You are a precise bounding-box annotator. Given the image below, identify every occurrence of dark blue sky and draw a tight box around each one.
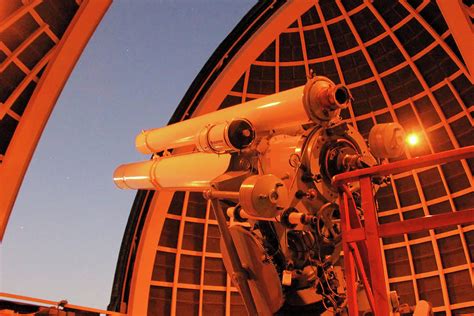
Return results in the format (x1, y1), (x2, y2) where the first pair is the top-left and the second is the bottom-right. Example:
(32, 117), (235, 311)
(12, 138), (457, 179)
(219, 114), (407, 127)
(2, 0), (255, 309)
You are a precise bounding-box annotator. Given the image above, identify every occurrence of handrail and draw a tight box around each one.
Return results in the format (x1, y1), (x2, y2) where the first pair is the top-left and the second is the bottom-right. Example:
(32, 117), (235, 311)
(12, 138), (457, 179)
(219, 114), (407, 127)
(335, 145), (474, 315)
(333, 145), (474, 185)
(0, 292), (123, 315)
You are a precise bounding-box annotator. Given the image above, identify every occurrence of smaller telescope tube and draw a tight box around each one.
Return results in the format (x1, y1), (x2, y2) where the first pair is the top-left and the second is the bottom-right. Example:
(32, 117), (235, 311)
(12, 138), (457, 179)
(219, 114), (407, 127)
(226, 206), (315, 226)
(226, 206), (278, 222)
(303, 77), (350, 122)
(113, 152), (231, 191)
(136, 76), (349, 154)
(196, 119), (255, 153)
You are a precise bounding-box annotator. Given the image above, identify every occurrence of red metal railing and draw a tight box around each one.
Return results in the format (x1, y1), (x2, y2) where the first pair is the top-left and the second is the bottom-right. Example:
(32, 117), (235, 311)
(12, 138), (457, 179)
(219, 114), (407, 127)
(332, 145), (474, 315)
(0, 292), (123, 315)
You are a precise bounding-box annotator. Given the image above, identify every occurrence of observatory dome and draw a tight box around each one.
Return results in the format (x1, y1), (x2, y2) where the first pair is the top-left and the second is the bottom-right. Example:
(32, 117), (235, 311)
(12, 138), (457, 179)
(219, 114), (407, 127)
(0, 0), (472, 315)
(108, 1), (473, 315)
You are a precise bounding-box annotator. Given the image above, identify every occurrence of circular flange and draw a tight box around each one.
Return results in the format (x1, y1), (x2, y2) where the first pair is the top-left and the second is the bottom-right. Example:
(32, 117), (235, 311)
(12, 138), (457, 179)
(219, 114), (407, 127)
(239, 174), (289, 218)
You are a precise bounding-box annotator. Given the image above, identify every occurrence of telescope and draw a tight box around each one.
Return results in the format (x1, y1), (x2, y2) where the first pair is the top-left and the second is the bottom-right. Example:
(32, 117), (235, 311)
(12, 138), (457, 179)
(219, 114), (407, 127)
(134, 76), (351, 155)
(113, 76), (406, 315)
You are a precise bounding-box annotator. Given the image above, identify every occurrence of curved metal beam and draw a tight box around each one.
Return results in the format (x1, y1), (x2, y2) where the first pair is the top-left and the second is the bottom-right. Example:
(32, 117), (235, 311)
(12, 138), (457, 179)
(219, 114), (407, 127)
(0, 0), (112, 241)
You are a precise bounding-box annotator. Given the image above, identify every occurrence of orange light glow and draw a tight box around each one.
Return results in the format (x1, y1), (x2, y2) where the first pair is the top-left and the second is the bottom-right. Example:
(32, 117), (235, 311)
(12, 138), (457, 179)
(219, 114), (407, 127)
(406, 133), (419, 146)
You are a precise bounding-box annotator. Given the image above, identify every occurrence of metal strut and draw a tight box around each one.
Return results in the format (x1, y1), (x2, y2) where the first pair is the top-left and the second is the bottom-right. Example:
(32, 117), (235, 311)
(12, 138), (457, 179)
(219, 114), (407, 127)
(209, 198), (258, 315)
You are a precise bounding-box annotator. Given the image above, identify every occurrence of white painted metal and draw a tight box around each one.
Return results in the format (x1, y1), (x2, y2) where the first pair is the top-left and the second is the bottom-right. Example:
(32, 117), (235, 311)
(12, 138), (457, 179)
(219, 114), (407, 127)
(113, 152), (231, 191)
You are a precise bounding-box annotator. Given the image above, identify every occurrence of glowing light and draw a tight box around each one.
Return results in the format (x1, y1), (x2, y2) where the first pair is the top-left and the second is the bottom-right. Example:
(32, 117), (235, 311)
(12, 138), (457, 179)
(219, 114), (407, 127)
(406, 133), (419, 146)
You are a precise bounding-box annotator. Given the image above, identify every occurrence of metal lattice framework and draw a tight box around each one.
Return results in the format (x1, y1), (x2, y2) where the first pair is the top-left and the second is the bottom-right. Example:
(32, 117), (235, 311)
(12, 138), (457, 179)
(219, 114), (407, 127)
(0, 0), (111, 240)
(109, 1), (473, 315)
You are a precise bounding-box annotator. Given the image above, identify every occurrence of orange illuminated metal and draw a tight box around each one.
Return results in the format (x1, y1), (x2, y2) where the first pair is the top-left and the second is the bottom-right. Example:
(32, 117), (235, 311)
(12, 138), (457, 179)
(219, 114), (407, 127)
(0, 292), (123, 315)
(333, 145), (474, 315)
(190, 1), (316, 119)
(0, 0), (112, 241)
(434, 0), (474, 81)
(136, 77), (349, 155)
(136, 87), (309, 154)
(114, 152), (231, 191)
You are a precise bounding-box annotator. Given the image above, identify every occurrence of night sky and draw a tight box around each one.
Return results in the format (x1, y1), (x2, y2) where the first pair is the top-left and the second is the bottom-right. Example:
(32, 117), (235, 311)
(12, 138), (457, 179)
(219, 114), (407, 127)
(2, 0), (255, 309)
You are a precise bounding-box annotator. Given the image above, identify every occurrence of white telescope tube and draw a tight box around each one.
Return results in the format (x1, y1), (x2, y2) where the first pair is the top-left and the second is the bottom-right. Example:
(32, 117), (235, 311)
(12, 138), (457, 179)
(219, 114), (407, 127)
(113, 152), (231, 191)
(136, 76), (350, 154)
(196, 119), (255, 153)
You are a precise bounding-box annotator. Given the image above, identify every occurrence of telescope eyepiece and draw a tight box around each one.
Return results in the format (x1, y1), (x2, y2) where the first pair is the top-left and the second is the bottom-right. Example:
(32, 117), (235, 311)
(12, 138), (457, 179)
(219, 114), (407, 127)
(227, 119), (255, 150)
(303, 76), (351, 123)
(334, 85), (350, 107)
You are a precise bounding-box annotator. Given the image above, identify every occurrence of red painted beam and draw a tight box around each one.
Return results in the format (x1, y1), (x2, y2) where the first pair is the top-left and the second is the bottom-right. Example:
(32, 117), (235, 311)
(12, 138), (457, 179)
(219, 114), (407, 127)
(378, 208), (474, 238)
(343, 209), (474, 242)
(345, 227), (366, 243)
(333, 146), (474, 185)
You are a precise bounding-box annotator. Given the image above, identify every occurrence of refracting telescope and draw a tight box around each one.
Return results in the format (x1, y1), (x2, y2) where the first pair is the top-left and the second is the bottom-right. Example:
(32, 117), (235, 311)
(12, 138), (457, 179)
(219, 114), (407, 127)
(113, 76), (406, 315)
